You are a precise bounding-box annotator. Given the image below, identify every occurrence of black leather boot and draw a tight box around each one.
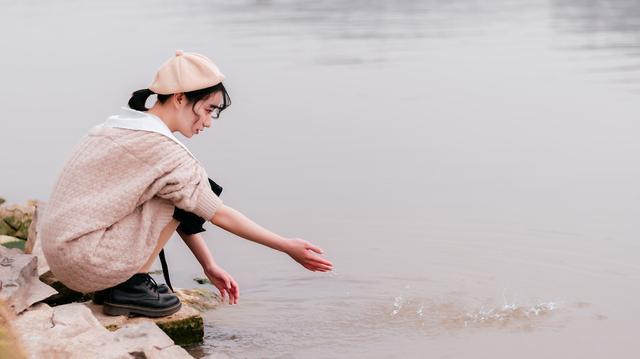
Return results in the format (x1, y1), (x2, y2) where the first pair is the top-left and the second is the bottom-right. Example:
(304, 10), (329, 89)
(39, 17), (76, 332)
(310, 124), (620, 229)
(102, 273), (181, 317)
(93, 282), (170, 305)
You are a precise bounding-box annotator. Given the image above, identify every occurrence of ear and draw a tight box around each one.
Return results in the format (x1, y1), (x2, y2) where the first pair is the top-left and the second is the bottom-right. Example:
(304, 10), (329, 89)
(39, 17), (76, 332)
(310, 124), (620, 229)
(173, 93), (185, 108)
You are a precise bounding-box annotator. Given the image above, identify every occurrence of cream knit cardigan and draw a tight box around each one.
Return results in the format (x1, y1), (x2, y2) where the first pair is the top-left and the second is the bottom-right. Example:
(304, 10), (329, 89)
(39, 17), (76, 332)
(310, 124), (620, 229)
(40, 108), (222, 293)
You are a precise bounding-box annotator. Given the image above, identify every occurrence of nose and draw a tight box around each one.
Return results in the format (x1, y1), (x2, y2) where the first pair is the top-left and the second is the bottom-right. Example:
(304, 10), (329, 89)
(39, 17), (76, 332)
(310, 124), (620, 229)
(204, 118), (211, 128)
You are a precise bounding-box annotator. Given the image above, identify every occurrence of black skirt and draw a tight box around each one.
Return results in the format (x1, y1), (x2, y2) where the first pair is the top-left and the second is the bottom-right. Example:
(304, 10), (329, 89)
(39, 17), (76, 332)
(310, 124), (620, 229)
(172, 178), (223, 235)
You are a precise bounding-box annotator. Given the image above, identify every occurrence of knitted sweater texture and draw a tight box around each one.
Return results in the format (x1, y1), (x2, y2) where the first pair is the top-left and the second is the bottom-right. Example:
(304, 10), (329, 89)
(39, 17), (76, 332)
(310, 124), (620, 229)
(40, 124), (222, 293)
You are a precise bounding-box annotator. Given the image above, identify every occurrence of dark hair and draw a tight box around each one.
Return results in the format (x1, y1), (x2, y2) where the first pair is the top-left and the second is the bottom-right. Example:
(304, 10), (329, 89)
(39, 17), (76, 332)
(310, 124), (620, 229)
(128, 83), (231, 116)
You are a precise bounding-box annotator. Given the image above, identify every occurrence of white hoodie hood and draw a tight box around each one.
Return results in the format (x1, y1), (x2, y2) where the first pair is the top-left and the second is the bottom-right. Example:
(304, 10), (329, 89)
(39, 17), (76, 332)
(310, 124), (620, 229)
(99, 107), (196, 160)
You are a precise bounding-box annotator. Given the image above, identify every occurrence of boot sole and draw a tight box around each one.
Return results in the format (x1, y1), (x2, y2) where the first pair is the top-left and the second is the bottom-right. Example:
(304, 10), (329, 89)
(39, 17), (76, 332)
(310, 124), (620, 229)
(95, 290), (170, 305)
(102, 301), (182, 318)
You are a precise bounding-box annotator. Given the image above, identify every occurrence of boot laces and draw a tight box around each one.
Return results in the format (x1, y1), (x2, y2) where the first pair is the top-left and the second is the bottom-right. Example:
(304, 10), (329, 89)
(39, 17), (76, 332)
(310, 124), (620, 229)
(143, 274), (160, 295)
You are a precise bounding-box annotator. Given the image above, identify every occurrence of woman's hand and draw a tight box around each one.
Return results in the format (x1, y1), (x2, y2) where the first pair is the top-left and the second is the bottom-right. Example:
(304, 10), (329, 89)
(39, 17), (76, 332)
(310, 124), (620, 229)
(204, 264), (239, 305)
(284, 238), (334, 272)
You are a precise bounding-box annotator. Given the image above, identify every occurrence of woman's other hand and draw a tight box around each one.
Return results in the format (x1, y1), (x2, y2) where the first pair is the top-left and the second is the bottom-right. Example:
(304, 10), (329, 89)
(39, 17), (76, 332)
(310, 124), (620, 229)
(204, 264), (239, 305)
(284, 238), (333, 272)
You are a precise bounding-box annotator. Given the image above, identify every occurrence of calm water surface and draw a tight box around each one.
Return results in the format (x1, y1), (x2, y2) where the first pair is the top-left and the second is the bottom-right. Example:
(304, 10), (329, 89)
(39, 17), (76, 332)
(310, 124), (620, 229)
(1, 1), (640, 358)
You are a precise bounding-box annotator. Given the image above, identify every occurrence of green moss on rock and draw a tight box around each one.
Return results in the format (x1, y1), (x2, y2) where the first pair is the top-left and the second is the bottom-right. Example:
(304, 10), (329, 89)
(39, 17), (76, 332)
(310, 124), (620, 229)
(13, 219), (31, 240)
(156, 315), (204, 346)
(105, 324), (119, 332)
(0, 216), (31, 240)
(193, 277), (211, 285)
(0, 202), (35, 240)
(0, 220), (15, 237)
(3, 216), (20, 231)
(1, 240), (25, 251)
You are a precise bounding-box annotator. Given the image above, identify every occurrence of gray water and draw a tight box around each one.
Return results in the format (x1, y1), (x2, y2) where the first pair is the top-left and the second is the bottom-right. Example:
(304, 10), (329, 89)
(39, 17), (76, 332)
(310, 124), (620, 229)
(2, 1), (640, 358)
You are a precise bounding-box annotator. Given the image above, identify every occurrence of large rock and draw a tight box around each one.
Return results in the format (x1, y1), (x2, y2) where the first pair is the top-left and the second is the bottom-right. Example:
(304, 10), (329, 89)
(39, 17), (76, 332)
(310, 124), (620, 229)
(0, 247), (57, 314)
(85, 288), (220, 345)
(14, 303), (192, 358)
(87, 300), (205, 346)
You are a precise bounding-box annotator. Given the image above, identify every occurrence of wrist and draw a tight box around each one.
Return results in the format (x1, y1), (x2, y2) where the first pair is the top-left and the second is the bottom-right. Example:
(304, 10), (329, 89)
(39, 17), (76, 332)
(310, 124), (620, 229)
(203, 261), (220, 273)
(276, 237), (292, 253)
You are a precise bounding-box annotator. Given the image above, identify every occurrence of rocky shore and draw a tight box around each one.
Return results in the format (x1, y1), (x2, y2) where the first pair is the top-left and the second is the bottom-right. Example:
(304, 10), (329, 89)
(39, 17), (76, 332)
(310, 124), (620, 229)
(0, 198), (220, 358)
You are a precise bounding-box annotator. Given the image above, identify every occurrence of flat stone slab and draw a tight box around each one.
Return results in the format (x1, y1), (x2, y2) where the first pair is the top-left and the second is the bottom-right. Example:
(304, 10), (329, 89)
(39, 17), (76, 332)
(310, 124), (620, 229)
(14, 303), (192, 358)
(0, 247), (58, 314)
(86, 301), (204, 346)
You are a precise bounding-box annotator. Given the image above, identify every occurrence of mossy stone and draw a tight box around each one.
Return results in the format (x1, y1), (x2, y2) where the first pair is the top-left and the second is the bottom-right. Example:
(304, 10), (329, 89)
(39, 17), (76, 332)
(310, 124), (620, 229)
(0, 221), (15, 237)
(2, 216), (21, 231)
(156, 315), (204, 346)
(105, 324), (119, 332)
(1, 240), (25, 251)
(193, 277), (211, 285)
(0, 216), (30, 240)
(13, 219), (31, 240)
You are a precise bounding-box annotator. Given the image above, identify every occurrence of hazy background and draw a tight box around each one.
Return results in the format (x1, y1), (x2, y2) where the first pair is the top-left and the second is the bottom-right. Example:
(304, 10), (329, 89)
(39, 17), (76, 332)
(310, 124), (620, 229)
(1, 1), (640, 358)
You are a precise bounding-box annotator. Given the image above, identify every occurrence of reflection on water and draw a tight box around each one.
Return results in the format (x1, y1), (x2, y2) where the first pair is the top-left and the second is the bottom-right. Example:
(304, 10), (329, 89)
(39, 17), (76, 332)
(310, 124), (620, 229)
(553, 0), (640, 42)
(208, 0), (551, 66)
(552, 0), (640, 87)
(220, 0), (508, 40)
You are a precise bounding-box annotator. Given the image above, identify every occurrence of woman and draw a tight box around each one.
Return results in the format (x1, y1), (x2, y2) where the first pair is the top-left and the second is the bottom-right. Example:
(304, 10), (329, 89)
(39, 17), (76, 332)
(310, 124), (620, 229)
(40, 50), (333, 317)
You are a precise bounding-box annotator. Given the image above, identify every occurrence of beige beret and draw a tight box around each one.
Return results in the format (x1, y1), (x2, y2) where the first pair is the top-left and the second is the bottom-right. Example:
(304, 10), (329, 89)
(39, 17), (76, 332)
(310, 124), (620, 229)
(149, 50), (225, 95)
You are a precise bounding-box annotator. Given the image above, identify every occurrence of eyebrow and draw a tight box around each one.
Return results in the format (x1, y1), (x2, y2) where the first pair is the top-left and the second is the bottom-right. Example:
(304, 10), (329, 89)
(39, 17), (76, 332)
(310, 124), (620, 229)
(208, 104), (223, 109)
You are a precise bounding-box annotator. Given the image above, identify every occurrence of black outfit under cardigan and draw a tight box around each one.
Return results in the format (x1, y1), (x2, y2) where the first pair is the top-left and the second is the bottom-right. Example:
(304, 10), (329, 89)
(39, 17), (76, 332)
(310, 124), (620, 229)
(159, 177), (223, 291)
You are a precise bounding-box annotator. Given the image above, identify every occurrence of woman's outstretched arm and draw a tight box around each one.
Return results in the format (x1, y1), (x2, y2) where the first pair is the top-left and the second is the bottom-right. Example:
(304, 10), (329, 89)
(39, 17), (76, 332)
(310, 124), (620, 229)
(210, 204), (333, 272)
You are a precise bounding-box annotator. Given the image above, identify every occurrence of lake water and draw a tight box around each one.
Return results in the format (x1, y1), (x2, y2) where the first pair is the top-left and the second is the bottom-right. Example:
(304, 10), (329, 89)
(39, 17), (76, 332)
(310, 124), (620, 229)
(2, 0), (640, 358)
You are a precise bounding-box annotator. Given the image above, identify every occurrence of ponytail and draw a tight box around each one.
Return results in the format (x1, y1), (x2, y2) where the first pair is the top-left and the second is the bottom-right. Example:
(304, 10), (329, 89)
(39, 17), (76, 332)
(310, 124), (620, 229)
(127, 83), (231, 114)
(128, 89), (155, 111)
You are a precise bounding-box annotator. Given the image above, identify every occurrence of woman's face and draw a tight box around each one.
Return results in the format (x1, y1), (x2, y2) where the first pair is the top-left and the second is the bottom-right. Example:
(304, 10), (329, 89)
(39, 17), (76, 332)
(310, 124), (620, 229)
(175, 91), (224, 138)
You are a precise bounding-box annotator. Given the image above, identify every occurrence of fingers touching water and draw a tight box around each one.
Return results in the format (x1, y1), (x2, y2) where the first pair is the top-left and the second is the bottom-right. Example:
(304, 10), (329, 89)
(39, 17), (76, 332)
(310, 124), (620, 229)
(205, 265), (240, 305)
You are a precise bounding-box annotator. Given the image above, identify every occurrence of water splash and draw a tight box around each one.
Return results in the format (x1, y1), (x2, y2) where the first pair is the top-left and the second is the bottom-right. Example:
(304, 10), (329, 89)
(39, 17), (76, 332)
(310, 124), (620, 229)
(387, 292), (562, 332)
(460, 301), (558, 328)
(391, 296), (403, 316)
